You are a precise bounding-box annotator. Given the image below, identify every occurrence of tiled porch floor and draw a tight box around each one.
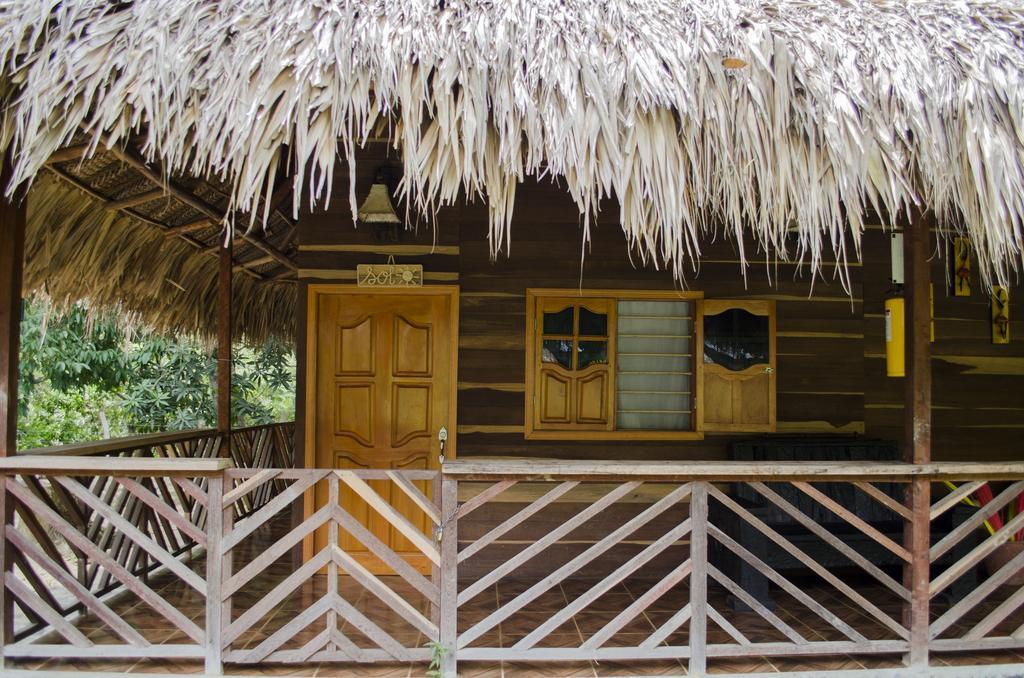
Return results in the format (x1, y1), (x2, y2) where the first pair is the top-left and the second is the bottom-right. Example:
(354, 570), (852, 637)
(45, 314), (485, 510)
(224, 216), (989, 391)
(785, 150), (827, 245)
(11, 515), (1024, 676)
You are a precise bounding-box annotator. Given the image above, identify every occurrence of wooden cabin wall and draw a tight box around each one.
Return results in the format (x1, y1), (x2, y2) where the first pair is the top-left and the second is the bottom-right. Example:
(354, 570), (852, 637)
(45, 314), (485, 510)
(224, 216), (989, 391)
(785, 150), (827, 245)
(860, 229), (1024, 462)
(296, 151), (1024, 464)
(456, 177), (866, 461)
(294, 145), (461, 285)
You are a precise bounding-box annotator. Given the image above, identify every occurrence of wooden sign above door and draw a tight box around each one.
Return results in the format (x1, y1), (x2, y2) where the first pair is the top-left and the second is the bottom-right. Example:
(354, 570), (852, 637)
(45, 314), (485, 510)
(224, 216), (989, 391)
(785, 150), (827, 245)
(356, 260), (423, 287)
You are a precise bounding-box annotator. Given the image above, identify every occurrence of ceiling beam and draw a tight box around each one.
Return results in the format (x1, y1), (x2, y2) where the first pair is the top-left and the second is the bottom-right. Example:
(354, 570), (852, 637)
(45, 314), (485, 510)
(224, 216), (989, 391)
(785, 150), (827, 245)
(198, 175), (296, 235)
(106, 146), (297, 281)
(108, 147), (224, 222)
(233, 254), (274, 272)
(242, 233), (297, 271)
(163, 217), (215, 237)
(45, 144), (90, 165)
(110, 146), (298, 274)
(107, 188), (167, 211)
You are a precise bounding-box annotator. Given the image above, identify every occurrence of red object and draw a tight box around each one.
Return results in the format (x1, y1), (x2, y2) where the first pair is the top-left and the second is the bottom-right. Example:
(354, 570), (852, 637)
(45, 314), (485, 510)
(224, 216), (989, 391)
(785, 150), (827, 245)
(974, 483), (1005, 533)
(1016, 492), (1024, 541)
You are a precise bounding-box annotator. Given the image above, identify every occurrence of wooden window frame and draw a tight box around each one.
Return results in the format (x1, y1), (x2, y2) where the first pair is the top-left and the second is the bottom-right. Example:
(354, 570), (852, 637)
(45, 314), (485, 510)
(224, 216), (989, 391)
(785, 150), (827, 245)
(525, 288), (705, 441)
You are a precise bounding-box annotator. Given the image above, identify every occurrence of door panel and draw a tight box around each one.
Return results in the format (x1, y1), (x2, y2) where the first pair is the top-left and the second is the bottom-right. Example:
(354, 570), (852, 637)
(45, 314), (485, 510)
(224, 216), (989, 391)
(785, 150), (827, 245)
(334, 383), (374, 444)
(337, 317), (374, 374)
(394, 316), (431, 375)
(312, 291), (454, 573)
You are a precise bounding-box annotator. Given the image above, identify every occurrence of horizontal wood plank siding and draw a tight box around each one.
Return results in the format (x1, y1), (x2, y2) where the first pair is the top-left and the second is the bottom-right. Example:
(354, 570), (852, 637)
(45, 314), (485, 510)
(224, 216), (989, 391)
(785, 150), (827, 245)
(860, 229), (1024, 461)
(456, 181), (869, 459)
(298, 155), (1023, 465)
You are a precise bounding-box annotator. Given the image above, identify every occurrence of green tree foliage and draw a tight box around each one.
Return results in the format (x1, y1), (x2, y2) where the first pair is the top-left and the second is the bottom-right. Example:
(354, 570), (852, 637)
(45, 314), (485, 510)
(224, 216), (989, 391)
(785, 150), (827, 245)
(17, 384), (128, 449)
(19, 302), (128, 397)
(17, 301), (295, 448)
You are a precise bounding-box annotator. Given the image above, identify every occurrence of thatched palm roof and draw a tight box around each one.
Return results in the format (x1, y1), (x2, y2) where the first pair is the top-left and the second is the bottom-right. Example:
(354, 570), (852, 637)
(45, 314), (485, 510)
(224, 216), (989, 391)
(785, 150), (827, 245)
(23, 145), (297, 343)
(2, 1), (1024, 338)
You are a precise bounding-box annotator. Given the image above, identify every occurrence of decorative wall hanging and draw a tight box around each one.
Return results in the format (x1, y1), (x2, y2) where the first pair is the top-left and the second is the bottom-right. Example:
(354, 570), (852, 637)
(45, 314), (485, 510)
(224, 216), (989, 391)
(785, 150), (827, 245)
(992, 286), (1010, 344)
(356, 256), (423, 287)
(952, 237), (971, 296)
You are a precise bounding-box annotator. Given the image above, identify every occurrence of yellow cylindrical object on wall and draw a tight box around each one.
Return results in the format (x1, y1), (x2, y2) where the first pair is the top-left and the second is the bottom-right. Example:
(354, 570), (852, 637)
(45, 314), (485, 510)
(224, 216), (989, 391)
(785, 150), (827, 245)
(885, 296), (905, 377)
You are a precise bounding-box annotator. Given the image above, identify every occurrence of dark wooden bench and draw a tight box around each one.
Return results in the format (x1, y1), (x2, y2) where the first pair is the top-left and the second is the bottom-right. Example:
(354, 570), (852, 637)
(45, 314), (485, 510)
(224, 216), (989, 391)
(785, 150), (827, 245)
(710, 436), (979, 610)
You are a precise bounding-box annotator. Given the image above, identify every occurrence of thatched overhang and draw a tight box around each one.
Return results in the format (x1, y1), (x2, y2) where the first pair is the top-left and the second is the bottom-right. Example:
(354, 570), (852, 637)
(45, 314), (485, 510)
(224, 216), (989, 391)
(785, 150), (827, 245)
(23, 143), (298, 343)
(2, 1), (1024, 340)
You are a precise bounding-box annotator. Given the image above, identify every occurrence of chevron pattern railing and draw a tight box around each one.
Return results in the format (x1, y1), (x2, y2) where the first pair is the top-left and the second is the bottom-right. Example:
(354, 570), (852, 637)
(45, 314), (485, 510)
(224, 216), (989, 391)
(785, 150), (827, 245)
(928, 478), (1024, 653)
(0, 455), (229, 662)
(1, 457), (1023, 677)
(217, 468), (440, 665)
(441, 460), (1024, 677)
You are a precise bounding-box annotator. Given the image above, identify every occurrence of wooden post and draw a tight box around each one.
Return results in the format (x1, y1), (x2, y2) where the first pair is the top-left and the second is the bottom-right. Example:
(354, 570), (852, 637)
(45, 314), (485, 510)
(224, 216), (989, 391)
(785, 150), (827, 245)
(217, 237), (232, 456)
(903, 209), (932, 669)
(439, 475), (458, 677)
(688, 482), (708, 677)
(904, 210), (932, 465)
(205, 474), (225, 675)
(0, 158), (25, 670)
(0, 159), (25, 458)
(221, 479), (234, 671)
(0, 478), (7, 673)
(211, 237), (231, 673)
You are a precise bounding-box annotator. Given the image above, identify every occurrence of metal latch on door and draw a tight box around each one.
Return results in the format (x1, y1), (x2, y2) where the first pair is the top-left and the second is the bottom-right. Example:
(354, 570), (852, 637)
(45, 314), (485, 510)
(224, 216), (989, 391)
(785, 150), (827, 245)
(438, 425), (448, 464)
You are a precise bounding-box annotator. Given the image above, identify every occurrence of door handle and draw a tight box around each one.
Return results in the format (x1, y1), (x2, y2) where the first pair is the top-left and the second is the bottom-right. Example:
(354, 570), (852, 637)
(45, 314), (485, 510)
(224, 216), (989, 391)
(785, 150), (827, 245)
(438, 425), (449, 464)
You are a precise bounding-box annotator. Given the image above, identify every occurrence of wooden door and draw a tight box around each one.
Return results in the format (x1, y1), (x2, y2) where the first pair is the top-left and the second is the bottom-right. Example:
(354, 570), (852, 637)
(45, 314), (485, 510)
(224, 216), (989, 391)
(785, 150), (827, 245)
(311, 290), (455, 573)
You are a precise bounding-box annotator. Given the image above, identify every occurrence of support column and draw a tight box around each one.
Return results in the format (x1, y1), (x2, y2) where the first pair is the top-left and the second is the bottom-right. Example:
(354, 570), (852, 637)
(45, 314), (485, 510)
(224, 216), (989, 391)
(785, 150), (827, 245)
(904, 209), (932, 463)
(217, 236), (232, 455)
(0, 159), (25, 666)
(903, 209), (932, 669)
(212, 238), (232, 670)
(688, 482), (709, 677)
(291, 281), (307, 570)
(0, 159), (25, 458)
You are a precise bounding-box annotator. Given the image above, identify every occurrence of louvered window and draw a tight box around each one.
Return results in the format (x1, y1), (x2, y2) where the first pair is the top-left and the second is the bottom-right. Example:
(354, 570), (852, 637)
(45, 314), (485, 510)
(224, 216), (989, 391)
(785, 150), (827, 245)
(525, 290), (775, 439)
(615, 300), (693, 431)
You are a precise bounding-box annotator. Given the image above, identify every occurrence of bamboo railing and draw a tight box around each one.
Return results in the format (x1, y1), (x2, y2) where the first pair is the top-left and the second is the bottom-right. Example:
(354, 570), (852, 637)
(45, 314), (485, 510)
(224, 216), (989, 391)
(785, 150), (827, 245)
(0, 455), (1021, 677)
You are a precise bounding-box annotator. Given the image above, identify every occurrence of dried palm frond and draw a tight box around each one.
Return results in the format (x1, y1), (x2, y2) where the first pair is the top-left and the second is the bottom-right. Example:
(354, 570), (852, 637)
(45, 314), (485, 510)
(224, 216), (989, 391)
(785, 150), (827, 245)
(0, 0), (1022, 293)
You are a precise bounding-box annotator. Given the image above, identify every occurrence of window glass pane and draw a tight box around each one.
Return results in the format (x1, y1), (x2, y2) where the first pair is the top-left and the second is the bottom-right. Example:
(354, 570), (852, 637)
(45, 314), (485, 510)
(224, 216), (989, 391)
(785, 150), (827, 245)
(703, 309), (769, 371)
(542, 339), (572, 369)
(577, 341), (608, 369)
(543, 307), (574, 335)
(578, 307), (608, 336)
(618, 316), (691, 336)
(617, 392), (691, 412)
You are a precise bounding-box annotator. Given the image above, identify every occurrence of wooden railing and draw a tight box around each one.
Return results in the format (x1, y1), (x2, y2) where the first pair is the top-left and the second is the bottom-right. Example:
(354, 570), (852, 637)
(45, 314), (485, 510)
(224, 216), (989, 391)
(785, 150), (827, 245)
(0, 423), (294, 648)
(227, 423), (296, 517)
(216, 468), (440, 667)
(442, 460), (1024, 675)
(0, 457), (1021, 676)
